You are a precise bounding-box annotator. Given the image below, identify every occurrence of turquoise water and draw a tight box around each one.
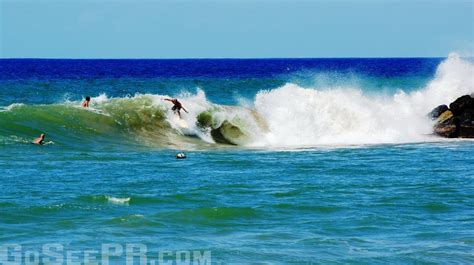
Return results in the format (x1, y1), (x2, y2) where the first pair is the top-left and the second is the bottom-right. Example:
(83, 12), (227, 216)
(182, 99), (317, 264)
(2, 143), (473, 263)
(1, 57), (473, 263)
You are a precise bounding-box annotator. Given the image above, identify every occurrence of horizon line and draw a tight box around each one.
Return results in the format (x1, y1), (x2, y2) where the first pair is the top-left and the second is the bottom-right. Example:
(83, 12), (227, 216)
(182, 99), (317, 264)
(0, 56), (449, 60)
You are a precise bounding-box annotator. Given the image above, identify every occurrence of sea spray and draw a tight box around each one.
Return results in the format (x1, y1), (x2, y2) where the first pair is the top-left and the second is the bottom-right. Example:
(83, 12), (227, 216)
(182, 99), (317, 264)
(253, 54), (474, 146)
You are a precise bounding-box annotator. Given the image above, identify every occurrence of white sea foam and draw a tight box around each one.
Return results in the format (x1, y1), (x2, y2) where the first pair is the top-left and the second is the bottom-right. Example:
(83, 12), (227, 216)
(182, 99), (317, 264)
(251, 53), (473, 146)
(106, 196), (131, 205)
(91, 93), (110, 104)
(0, 103), (24, 112)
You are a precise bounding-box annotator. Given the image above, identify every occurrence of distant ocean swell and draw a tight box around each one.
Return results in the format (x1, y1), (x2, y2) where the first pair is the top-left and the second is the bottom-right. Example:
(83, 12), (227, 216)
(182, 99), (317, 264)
(1, 54), (472, 149)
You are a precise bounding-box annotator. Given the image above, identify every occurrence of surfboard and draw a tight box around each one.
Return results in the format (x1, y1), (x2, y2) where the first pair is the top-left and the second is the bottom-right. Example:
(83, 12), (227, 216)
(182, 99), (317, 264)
(174, 117), (189, 128)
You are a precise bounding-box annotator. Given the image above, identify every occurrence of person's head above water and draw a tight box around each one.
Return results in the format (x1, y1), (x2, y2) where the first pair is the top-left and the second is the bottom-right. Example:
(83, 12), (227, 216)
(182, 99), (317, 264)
(82, 96), (91, 107)
(40, 133), (45, 139)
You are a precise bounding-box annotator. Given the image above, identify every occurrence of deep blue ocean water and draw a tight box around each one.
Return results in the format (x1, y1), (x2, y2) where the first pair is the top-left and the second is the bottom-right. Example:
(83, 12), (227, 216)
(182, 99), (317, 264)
(0, 58), (473, 264)
(0, 58), (441, 106)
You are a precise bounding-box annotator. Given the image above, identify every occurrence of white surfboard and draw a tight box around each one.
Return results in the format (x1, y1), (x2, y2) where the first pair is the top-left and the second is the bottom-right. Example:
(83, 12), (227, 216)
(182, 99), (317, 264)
(174, 117), (189, 128)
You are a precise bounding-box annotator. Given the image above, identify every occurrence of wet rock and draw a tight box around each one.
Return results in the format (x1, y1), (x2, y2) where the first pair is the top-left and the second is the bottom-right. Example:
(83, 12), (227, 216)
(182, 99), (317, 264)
(433, 110), (457, 138)
(458, 109), (474, 138)
(432, 95), (474, 138)
(429, 105), (448, 119)
(449, 95), (474, 116)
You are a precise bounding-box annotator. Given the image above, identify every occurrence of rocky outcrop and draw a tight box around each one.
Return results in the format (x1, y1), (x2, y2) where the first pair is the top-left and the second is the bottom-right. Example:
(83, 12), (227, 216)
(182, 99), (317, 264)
(431, 95), (474, 138)
(449, 95), (474, 116)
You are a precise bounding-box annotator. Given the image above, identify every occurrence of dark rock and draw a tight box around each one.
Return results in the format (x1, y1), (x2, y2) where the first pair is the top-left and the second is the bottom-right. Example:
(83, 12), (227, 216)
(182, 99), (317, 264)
(458, 108), (474, 138)
(449, 95), (474, 116)
(460, 108), (474, 120)
(429, 105), (449, 119)
(459, 123), (474, 138)
(432, 95), (474, 138)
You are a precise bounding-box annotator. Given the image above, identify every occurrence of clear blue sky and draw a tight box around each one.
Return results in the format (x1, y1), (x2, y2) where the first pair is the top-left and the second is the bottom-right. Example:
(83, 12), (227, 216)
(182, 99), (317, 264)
(1, 0), (473, 58)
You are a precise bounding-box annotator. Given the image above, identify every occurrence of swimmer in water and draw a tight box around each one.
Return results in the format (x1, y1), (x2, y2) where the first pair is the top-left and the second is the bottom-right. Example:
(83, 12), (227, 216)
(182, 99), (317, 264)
(32, 133), (45, 145)
(163, 98), (188, 118)
(82, 96), (90, 108)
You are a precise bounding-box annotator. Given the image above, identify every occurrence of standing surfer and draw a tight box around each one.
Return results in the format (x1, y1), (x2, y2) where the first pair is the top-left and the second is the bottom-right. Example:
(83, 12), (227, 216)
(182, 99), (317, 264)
(163, 98), (188, 118)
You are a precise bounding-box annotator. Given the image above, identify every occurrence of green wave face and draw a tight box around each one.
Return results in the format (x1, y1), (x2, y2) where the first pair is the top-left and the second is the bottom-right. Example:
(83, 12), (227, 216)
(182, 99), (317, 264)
(196, 106), (268, 145)
(0, 96), (175, 149)
(0, 95), (268, 149)
(0, 104), (124, 147)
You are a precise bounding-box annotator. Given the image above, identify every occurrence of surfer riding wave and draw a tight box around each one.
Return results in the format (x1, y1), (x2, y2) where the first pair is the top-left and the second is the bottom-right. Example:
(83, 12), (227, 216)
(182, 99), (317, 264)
(164, 98), (188, 118)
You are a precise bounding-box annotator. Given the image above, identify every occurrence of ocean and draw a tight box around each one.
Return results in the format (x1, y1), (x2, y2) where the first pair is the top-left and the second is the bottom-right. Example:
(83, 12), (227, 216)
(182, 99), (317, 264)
(0, 55), (473, 264)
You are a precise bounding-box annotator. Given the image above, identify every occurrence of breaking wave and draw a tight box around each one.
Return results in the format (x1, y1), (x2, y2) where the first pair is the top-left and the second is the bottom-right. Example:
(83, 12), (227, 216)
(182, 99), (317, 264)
(1, 54), (472, 149)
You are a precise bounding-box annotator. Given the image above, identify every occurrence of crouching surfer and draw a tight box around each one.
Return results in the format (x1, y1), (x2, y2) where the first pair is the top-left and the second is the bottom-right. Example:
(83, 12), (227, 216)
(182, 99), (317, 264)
(163, 98), (188, 118)
(32, 133), (45, 145)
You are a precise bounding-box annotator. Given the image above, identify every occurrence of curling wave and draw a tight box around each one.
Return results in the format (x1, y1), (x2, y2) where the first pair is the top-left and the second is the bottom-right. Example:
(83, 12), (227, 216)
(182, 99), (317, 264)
(0, 54), (472, 149)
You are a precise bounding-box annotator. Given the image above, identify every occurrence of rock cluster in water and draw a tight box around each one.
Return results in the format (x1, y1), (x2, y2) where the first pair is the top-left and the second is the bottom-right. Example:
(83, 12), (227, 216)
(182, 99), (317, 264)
(430, 94), (474, 138)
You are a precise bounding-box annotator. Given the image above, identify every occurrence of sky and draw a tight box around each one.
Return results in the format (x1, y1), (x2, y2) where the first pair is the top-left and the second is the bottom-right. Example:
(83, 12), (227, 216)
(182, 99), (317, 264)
(1, 0), (473, 58)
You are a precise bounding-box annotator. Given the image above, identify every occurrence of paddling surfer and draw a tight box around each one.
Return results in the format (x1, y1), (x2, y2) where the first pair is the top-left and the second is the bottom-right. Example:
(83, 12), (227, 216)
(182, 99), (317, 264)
(164, 98), (188, 118)
(32, 133), (45, 145)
